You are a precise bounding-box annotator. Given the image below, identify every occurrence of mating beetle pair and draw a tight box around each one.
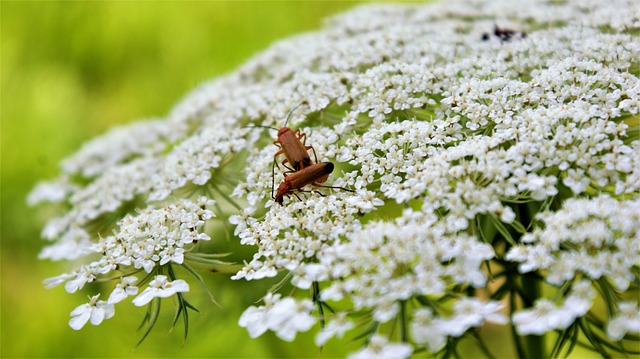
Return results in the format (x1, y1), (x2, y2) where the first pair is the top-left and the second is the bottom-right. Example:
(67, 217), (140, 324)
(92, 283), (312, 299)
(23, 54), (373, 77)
(249, 104), (351, 205)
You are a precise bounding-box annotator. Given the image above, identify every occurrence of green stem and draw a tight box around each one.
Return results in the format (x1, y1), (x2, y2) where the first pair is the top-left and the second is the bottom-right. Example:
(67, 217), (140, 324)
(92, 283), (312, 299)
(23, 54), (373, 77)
(312, 282), (325, 330)
(211, 182), (242, 210)
(509, 278), (526, 359)
(399, 300), (408, 343)
(521, 273), (544, 358)
(472, 330), (496, 359)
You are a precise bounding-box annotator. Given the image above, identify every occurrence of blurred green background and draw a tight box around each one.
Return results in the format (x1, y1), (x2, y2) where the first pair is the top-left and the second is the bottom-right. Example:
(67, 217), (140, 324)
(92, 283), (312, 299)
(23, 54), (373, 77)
(0, 2), (392, 357)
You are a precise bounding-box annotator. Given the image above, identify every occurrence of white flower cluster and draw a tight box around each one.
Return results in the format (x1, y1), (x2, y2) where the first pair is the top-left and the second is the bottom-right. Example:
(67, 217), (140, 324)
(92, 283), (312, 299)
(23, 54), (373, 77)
(348, 335), (413, 359)
(512, 280), (595, 335)
(228, 1), (639, 355)
(42, 198), (213, 328)
(30, 0), (639, 355)
(607, 302), (640, 341)
(507, 196), (640, 290)
(239, 293), (316, 341)
(68, 275), (189, 330)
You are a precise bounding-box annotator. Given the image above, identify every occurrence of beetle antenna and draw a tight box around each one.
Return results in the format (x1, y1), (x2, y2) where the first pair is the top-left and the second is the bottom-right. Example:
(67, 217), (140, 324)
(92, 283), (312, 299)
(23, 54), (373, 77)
(283, 101), (307, 127)
(242, 124), (279, 131)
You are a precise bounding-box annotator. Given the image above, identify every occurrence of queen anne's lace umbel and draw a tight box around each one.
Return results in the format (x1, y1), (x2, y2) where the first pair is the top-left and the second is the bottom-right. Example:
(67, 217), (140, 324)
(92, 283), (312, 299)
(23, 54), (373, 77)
(30, 0), (638, 356)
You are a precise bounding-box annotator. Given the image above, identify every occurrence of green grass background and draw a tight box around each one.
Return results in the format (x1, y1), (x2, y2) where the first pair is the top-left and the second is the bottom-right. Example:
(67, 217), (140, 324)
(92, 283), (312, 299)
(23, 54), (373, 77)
(0, 2), (387, 357)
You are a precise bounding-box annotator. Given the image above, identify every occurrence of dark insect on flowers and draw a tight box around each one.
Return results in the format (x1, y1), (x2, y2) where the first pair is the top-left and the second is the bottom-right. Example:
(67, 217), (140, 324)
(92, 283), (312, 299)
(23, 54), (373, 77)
(274, 162), (353, 205)
(482, 24), (526, 42)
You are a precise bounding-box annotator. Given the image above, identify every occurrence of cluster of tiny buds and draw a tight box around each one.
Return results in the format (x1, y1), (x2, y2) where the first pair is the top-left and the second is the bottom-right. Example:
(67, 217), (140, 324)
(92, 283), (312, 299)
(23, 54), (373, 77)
(43, 198), (214, 329)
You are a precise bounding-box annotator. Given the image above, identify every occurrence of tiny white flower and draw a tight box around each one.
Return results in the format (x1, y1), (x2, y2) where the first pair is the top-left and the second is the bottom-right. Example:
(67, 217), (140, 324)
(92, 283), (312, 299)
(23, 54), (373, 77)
(64, 267), (95, 293)
(69, 294), (115, 330)
(446, 299), (507, 336)
(499, 206), (516, 223)
(607, 302), (640, 341)
(27, 178), (73, 205)
(132, 275), (189, 306)
(43, 272), (75, 289)
(265, 297), (316, 341)
(348, 335), (412, 359)
(107, 276), (139, 304)
(513, 300), (560, 335)
(372, 298), (400, 323)
(561, 280), (595, 317)
(158, 246), (184, 265)
(411, 308), (448, 351)
(291, 263), (327, 289)
(346, 190), (385, 212)
(238, 293), (316, 341)
(513, 287), (590, 336)
(238, 305), (270, 339)
(315, 313), (354, 346)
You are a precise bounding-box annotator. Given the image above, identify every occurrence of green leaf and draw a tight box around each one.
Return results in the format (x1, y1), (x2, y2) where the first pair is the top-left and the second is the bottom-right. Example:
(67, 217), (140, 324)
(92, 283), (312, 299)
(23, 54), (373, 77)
(135, 298), (161, 348)
(509, 219), (527, 234)
(578, 317), (611, 357)
(489, 214), (517, 246)
(549, 323), (574, 358)
(312, 282), (325, 331)
(470, 330), (496, 359)
(211, 182), (242, 210)
(181, 261), (219, 306)
(267, 271), (292, 296)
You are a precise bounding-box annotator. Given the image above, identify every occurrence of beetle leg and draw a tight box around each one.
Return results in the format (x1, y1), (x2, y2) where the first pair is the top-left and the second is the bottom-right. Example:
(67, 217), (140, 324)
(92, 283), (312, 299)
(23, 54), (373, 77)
(306, 145), (319, 164)
(281, 159), (295, 172)
(296, 130), (319, 163)
(271, 157), (277, 199)
(312, 183), (355, 193)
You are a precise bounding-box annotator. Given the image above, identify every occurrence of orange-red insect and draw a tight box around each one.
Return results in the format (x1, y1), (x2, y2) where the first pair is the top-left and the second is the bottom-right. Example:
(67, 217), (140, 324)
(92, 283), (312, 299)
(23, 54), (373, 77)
(274, 162), (352, 205)
(273, 125), (317, 172)
(272, 104), (316, 172)
(246, 104), (322, 198)
(247, 103), (317, 172)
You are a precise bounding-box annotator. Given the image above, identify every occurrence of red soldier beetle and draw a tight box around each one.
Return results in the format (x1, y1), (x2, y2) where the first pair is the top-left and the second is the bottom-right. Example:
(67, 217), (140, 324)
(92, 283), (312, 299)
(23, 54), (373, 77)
(245, 103), (321, 198)
(273, 162), (353, 205)
(246, 103), (318, 172)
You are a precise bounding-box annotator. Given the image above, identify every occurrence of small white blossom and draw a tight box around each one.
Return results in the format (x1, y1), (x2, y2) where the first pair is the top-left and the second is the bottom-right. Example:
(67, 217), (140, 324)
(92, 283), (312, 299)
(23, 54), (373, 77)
(445, 299), (507, 336)
(315, 313), (354, 346)
(69, 295), (115, 330)
(107, 276), (139, 304)
(607, 302), (640, 341)
(265, 297), (316, 341)
(238, 304), (269, 338)
(38, 227), (94, 261)
(513, 281), (596, 335)
(27, 177), (75, 205)
(239, 293), (317, 341)
(506, 197), (640, 290)
(562, 280), (595, 317)
(348, 335), (412, 359)
(43, 273), (75, 289)
(411, 308), (448, 351)
(64, 267), (96, 293)
(513, 300), (566, 335)
(132, 275), (189, 306)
